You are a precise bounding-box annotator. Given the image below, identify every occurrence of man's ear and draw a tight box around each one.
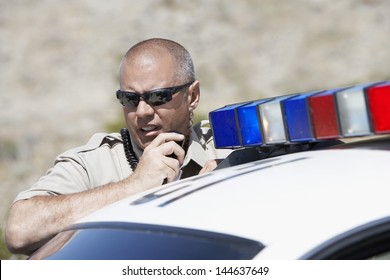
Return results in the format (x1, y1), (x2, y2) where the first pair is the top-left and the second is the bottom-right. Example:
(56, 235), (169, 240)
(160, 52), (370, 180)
(188, 80), (200, 111)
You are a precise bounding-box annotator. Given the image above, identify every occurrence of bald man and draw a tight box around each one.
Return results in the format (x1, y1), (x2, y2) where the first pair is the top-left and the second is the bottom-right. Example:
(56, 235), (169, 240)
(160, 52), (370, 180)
(6, 38), (230, 255)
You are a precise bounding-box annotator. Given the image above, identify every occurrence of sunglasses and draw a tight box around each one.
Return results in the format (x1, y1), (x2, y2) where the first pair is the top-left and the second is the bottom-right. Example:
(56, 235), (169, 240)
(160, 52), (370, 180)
(116, 81), (194, 108)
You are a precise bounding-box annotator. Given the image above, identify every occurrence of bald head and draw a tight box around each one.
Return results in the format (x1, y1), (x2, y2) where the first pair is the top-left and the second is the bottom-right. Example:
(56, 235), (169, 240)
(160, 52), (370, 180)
(121, 38), (195, 83)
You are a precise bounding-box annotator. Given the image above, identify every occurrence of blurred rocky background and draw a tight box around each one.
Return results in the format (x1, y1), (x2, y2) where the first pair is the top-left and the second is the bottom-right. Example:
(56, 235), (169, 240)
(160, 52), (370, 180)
(1, 0), (390, 258)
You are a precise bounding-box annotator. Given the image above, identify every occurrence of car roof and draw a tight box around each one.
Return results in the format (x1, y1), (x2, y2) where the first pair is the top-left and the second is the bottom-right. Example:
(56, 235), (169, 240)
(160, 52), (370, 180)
(76, 142), (390, 259)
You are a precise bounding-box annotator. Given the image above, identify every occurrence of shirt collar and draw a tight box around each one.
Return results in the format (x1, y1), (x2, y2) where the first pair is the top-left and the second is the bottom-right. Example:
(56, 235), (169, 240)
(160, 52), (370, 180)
(182, 127), (209, 168)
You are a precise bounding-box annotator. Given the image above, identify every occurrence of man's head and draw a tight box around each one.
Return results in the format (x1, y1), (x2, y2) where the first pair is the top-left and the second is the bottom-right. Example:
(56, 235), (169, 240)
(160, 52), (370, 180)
(118, 38), (200, 150)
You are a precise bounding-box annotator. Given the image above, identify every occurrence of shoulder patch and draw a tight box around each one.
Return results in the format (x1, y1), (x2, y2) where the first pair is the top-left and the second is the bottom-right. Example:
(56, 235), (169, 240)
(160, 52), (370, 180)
(60, 133), (122, 156)
(193, 120), (213, 145)
(99, 134), (122, 148)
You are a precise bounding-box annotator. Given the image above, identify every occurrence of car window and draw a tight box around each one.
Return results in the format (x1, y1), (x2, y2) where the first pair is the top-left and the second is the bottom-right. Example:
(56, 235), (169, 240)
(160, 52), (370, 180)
(30, 222), (264, 260)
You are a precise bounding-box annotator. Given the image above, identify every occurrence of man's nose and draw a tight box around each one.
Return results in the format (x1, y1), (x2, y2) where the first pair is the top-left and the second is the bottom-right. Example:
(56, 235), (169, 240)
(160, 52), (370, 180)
(135, 100), (154, 117)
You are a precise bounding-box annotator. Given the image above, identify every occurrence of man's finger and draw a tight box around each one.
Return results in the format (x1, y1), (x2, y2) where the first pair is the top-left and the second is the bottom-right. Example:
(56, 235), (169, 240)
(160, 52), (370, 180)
(146, 132), (185, 149)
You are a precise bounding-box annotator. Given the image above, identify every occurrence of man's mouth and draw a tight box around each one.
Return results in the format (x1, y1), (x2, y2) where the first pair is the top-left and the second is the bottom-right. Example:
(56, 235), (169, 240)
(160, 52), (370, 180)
(141, 126), (157, 132)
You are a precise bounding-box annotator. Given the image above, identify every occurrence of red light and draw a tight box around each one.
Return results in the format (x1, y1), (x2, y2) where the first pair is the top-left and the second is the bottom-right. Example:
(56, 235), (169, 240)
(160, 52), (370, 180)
(366, 82), (390, 133)
(309, 90), (341, 139)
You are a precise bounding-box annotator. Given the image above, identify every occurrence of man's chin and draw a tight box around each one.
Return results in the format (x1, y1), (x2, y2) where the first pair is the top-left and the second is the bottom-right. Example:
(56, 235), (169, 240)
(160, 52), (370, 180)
(136, 136), (155, 150)
(134, 129), (168, 149)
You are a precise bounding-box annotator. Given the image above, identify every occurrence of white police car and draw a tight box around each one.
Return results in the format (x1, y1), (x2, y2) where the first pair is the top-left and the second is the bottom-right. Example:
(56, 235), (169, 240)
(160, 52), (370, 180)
(29, 81), (390, 260)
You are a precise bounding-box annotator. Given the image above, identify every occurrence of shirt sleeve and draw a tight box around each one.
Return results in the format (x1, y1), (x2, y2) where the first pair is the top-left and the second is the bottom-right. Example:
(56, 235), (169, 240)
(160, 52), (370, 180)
(13, 132), (128, 202)
(13, 153), (91, 201)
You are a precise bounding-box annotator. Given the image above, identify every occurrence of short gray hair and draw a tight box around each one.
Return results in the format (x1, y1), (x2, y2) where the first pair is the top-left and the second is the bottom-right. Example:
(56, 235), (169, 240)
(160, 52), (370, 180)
(123, 38), (195, 83)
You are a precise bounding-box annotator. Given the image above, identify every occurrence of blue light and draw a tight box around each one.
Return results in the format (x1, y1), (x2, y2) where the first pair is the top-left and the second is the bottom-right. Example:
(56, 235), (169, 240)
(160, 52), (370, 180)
(237, 99), (271, 146)
(209, 103), (248, 148)
(283, 91), (322, 142)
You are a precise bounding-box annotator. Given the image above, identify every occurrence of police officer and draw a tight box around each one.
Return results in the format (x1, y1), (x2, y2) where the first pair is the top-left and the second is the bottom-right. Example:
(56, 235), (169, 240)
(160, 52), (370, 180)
(6, 38), (230, 255)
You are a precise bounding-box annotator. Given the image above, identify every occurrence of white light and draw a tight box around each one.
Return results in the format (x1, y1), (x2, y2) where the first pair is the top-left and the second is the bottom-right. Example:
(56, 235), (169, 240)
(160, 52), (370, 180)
(336, 84), (371, 137)
(258, 97), (290, 144)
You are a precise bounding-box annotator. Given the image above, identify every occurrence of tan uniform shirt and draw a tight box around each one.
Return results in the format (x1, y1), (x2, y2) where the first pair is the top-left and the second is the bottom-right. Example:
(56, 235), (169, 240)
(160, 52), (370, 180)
(14, 121), (231, 202)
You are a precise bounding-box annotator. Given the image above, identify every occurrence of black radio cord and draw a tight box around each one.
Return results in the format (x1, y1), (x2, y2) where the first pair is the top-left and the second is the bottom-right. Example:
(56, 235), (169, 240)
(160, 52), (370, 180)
(120, 128), (138, 172)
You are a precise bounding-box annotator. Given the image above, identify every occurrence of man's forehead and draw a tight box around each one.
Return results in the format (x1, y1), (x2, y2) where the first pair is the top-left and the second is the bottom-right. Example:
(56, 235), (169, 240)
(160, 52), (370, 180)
(120, 52), (177, 90)
(123, 50), (174, 71)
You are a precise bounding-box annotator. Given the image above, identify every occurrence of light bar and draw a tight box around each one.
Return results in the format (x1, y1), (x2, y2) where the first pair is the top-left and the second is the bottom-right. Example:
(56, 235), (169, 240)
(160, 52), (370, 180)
(210, 80), (390, 149)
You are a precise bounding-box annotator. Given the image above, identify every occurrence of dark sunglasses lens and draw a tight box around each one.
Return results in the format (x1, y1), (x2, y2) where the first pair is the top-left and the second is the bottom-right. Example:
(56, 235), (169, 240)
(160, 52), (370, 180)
(147, 90), (172, 106)
(119, 92), (139, 107)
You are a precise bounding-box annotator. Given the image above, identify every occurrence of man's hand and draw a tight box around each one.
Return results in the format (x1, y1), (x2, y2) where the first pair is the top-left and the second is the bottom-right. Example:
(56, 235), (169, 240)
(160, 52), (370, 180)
(131, 132), (185, 187)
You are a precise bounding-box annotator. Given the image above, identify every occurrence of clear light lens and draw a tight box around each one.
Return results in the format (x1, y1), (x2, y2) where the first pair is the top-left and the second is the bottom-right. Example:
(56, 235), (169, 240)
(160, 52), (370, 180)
(336, 84), (373, 137)
(258, 96), (294, 144)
